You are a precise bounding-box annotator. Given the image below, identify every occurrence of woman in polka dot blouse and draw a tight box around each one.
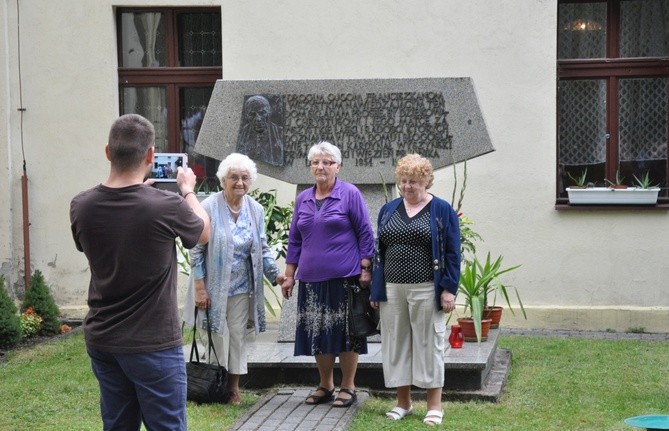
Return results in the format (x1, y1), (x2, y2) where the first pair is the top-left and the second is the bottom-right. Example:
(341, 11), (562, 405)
(370, 153), (460, 426)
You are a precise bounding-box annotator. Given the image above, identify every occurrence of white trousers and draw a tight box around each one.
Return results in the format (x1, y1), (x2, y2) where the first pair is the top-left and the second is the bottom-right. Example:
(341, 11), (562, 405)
(379, 282), (446, 389)
(203, 293), (250, 375)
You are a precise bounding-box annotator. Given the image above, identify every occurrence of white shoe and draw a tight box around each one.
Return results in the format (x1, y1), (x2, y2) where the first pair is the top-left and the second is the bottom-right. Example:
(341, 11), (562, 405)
(386, 405), (414, 420)
(423, 410), (443, 426)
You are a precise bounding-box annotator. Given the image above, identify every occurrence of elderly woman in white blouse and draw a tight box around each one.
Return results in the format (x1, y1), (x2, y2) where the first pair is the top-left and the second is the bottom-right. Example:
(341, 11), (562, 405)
(183, 153), (285, 404)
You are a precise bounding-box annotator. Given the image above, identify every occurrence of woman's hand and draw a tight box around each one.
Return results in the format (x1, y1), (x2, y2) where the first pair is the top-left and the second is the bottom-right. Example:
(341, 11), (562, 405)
(281, 276), (295, 299)
(441, 291), (456, 313)
(359, 260), (372, 288)
(194, 279), (210, 309)
(359, 269), (371, 288)
(370, 300), (380, 310)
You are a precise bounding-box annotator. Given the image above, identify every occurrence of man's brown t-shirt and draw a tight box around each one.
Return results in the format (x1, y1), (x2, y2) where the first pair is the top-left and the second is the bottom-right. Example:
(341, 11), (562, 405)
(70, 184), (203, 353)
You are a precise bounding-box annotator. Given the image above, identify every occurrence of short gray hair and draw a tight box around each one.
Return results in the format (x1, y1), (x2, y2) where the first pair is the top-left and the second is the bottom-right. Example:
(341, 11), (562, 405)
(307, 141), (342, 165)
(216, 153), (258, 185)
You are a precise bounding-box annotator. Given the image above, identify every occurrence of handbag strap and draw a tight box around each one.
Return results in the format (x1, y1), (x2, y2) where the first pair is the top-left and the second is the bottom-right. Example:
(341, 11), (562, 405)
(189, 307), (199, 362)
(344, 278), (361, 293)
(189, 306), (223, 366)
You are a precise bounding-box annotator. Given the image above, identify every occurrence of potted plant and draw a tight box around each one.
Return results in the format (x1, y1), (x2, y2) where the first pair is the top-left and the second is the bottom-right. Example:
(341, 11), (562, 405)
(633, 171), (660, 190)
(604, 170), (627, 189)
(566, 170), (660, 205)
(456, 260), (493, 343)
(567, 168), (588, 189)
(477, 252), (525, 329)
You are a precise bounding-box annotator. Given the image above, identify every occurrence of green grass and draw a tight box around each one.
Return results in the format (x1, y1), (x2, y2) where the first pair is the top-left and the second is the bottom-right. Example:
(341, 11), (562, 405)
(1, 332), (667, 430)
(351, 336), (669, 431)
(0, 332), (257, 430)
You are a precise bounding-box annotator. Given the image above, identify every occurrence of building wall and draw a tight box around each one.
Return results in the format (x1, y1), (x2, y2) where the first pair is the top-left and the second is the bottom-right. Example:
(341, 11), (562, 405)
(1, 0), (667, 331)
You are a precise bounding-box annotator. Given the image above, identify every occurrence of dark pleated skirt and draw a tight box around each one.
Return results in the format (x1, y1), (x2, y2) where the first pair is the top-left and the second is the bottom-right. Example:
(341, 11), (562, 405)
(293, 278), (368, 356)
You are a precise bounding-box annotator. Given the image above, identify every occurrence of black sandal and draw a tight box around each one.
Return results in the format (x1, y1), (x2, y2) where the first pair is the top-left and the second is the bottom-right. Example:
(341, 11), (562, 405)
(332, 388), (357, 408)
(305, 386), (335, 405)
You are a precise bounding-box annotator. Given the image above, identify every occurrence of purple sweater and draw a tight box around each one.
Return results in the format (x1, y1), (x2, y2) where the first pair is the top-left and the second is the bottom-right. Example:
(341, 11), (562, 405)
(286, 179), (374, 282)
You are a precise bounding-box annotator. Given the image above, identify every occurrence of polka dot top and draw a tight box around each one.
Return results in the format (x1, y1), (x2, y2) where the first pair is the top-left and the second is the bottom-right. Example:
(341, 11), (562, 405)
(378, 203), (433, 284)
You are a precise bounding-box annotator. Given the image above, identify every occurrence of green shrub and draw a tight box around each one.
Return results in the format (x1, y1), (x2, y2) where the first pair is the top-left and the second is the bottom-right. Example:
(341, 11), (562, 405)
(21, 270), (60, 336)
(0, 275), (22, 350)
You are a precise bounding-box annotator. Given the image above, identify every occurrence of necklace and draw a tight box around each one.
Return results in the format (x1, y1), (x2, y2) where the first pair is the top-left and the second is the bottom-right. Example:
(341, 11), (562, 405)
(224, 196), (242, 215)
(404, 197), (426, 213)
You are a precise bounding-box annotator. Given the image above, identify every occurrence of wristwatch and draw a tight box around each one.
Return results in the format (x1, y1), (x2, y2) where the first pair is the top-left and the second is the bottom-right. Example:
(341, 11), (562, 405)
(361, 264), (373, 272)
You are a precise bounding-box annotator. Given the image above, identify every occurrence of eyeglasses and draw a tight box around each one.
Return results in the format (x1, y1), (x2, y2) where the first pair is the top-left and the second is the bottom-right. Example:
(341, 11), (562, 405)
(310, 160), (336, 167)
(227, 175), (251, 183)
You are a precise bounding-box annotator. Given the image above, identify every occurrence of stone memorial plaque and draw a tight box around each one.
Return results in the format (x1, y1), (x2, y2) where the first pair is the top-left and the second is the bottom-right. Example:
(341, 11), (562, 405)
(196, 78), (494, 185)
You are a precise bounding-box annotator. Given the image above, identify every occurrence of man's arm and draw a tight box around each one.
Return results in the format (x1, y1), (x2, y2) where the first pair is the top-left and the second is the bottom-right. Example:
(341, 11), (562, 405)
(176, 167), (211, 244)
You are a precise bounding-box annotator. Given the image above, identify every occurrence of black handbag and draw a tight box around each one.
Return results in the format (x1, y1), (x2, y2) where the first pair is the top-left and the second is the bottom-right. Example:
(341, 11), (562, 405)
(345, 279), (380, 338)
(186, 307), (230, 404)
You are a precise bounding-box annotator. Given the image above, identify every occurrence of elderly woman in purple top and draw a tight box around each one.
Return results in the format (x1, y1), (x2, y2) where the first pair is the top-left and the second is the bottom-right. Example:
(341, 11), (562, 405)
(281, 141), (375, 408)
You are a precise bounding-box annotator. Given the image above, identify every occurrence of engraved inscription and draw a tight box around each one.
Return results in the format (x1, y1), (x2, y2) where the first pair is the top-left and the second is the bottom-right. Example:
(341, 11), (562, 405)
(240, 92), (452, 167)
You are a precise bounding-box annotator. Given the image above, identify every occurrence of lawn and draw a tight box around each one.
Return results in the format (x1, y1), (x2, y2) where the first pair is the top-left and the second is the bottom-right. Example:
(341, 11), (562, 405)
(352, 336), (669, 431)
(1, 330), (666, 430)
(0, 331), (258, 431)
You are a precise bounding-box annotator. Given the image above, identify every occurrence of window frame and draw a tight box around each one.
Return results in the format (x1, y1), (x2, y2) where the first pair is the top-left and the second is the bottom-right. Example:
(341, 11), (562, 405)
(116, 7), (222, 153)
(557, 0), (669, 206)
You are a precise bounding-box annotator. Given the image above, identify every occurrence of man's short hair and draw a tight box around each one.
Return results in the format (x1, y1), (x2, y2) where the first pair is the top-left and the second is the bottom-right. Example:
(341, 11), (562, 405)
(108, 114), (155, 171)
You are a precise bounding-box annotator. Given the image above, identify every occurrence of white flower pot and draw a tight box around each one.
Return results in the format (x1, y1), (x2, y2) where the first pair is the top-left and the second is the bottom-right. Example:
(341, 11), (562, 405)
(566, 187), (660, 205)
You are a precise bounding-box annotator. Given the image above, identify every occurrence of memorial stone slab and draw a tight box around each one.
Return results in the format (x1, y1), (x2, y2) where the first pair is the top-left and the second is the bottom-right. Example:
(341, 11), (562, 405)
(196, 77), (494, 184)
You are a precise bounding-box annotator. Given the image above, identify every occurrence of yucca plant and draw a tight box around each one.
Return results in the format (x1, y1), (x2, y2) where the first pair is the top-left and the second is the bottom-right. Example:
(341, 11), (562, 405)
(477, 252), (525, 319)
(457, 260), (496, 342)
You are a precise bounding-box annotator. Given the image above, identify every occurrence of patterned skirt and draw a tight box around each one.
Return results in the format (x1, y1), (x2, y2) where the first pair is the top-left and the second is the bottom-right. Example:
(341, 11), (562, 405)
(293, 277), (368, 356)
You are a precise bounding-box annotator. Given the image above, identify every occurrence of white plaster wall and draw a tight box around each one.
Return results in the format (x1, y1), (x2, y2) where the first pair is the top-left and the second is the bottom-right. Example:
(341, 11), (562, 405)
(1, 0), (667, 330)
(3, 1), (120, 310)
(0, 0), (13, 292)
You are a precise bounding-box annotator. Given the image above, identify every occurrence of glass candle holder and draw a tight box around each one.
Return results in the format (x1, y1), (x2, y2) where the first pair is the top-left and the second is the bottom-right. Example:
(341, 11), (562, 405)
(449, 324), (464, 348)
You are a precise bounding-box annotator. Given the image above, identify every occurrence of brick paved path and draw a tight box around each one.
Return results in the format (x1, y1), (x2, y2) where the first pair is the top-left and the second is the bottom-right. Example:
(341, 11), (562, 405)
(231, 387), (369, 431)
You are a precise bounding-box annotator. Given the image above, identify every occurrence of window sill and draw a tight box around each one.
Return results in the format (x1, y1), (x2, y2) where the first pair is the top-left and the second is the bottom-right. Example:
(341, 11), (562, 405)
(555, 203), (669, 211)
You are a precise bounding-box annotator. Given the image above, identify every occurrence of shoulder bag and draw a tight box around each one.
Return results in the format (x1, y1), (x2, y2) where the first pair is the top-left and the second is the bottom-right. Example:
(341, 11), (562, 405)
(186, 307), (230, 404)
(345, 278), (380, 338)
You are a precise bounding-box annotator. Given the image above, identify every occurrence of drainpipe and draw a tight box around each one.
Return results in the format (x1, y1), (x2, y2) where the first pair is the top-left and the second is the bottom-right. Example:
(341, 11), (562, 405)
(21, 160), (30, 290)
(16, 0), (30, 289)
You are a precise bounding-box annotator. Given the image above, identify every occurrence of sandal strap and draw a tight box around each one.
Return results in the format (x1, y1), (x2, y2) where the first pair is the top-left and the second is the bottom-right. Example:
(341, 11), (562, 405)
(386, 405), (413, 420)
(423, 409), (444, 425)
(337, 388), (355, 397)
(309, 386), (334, 396)
(305, 386), (335, 404)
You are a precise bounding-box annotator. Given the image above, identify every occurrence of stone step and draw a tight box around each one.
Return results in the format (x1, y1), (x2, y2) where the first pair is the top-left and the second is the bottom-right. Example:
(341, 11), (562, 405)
(240, 328), (509, 402)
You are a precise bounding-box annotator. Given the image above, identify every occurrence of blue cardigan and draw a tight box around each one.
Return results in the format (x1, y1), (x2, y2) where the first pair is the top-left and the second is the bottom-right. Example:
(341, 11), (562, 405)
(370, 195), (461, 310)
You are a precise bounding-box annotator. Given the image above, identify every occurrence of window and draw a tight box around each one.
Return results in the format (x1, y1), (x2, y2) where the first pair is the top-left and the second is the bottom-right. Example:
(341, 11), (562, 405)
(117, 8), (222, 188)
(557, 0), (669, 203)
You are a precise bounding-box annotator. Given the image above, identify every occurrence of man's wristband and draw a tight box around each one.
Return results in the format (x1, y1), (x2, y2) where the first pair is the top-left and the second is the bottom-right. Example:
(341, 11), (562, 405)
(183, 191), (196, 199)
(361, 264), (372, 272)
